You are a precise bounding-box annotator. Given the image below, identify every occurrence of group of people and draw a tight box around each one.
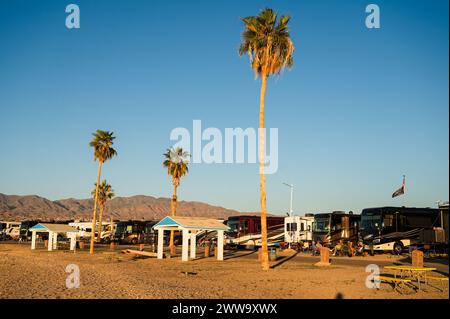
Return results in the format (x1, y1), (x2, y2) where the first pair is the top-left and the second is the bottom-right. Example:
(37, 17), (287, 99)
(300, 240), (365, 257)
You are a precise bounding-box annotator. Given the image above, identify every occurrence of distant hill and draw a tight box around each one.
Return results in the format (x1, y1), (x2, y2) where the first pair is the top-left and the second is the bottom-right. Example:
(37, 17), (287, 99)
(0, 193), (242, 222)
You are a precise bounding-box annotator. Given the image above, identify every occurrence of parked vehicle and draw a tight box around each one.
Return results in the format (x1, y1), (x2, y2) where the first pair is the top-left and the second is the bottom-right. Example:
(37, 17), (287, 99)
(284, 214), (314, 248)
(360, 206), (447, 254)
(3, 226), (20, 240)
(68, 221), (95, 239)
(225, 215), (285, 249)
(68, 221), (117, 242)
(0, 221), (21, 240)
(312, 211), (360, 247)
(19, 220), (40, 241)
(113, 220), (157, 244)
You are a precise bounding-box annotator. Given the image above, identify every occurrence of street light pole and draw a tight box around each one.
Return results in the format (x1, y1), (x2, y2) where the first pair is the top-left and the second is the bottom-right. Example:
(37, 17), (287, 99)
(282, 183), (294, 216)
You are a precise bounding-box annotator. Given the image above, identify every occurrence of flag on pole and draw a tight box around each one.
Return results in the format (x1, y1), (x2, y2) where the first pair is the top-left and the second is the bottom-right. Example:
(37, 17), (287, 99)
(392, 175), (406, 198)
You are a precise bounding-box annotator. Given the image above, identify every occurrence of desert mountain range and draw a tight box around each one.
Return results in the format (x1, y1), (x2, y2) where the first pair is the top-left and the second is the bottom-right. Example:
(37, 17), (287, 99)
(0, 193), (245, 222)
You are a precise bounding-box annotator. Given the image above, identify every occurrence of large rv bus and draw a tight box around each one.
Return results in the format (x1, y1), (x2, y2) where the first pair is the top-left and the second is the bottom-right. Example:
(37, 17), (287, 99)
(360, 206), (447, 254)
(312, 211), (360, 247)
(284, 214), (314, 247)
(225, 215), (285, 249)
(113, 220), (157, 244)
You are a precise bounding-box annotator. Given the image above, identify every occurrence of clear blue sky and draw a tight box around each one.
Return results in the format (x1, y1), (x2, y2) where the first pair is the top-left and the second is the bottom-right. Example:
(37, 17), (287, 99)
(0, 0), (448, 215)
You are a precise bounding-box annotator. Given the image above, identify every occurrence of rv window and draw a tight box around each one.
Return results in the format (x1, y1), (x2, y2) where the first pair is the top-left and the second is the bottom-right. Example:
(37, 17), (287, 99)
(300, 223), (304, 231)
(383, 214), (394, 227)
(287, 223), (297, 232)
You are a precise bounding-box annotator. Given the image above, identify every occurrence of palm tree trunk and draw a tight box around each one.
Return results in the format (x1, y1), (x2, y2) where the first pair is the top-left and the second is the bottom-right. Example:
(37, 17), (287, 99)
(97, 203), (105, 242)
(169, 183), (178, 255)
(259, 73), (269, 271)
(90, 162), (102, 254)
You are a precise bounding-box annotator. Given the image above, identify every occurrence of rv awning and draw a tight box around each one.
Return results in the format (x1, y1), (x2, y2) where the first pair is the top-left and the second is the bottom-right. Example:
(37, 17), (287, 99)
(153, 216), (229, 231)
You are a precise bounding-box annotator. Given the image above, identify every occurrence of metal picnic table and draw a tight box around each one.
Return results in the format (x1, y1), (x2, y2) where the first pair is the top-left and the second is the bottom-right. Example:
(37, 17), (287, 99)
(384, 265), (437, 292)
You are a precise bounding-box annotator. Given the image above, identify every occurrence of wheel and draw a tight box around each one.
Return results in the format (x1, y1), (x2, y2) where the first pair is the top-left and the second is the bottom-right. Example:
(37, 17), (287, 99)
(393, 242), (403, 255)
(245, 240), (256, 250)
(131, 238), (138, 245)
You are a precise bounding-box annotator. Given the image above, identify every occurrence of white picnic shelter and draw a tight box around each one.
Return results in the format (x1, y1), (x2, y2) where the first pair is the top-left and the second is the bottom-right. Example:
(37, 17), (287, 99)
(29, 223), (78, 251)
(153, 216), (230, 261)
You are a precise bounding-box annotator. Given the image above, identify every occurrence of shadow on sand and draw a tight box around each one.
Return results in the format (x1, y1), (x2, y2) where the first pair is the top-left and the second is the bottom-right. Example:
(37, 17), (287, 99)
(270, 251), (300, 269)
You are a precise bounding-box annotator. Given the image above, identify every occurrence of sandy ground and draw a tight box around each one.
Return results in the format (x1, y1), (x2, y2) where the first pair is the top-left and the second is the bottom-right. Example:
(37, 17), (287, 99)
(0, 243), (448, 299)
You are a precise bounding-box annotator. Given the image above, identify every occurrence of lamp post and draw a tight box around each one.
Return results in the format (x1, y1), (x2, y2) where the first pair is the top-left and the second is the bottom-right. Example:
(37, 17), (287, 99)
(282, 183), (294, 216)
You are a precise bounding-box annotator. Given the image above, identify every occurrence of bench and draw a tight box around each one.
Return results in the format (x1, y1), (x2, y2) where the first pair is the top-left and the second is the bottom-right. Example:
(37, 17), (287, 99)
(427, 276), (449, 281)
(374, 276), (413, 294)
(427, 276), (449, 292)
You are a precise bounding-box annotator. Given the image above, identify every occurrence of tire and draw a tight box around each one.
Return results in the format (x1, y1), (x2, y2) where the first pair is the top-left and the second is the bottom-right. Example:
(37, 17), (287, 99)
(131, 238), (138, 245)
(393, 242), (403, 255)
(245, 240), (256, 250)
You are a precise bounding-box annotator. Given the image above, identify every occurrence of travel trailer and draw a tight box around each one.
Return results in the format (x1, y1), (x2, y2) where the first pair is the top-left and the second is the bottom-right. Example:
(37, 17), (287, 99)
(284, 214), (314, 247)
(360, 206), (447, 254)
(312, 211), (361, 247)
(225, 215), (285, 249)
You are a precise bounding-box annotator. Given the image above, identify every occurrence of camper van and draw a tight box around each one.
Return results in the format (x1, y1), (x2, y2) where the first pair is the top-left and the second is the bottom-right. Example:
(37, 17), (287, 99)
(284, 214), (314, 247)
(312, 211), (360, 247)
(360, 206), (447, 254)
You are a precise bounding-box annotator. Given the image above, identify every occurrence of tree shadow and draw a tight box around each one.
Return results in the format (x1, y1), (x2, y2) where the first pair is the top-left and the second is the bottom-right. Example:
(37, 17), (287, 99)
(224, 250), (256, 260)
(270, 251), (299, 269)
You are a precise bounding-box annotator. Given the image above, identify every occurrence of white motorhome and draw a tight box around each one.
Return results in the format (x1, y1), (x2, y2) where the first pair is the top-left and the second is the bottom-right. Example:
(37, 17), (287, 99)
(0, 221), (21, 240)
(284, 214), (314, 245)
(69, 221), (116, 241)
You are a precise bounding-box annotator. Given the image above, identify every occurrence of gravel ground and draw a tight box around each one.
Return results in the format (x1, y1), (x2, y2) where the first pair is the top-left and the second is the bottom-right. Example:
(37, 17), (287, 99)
(0, 243), (448, 299)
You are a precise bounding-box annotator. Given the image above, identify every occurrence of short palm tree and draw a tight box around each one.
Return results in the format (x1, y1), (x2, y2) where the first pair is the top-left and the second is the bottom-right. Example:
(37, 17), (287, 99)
(89, 130), (117, 254)
(91, 180), (115, 242)
(163, 147), (189, 255)
(239, 8), (294, 270)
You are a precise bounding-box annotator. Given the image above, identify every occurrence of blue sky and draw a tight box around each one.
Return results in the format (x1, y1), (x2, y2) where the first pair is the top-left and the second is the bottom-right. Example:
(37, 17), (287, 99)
(0, 0), (448, 215)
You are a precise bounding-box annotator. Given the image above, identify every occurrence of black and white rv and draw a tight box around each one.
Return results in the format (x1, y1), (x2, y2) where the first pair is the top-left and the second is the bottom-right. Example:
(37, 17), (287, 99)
(360, 206), (448, 254)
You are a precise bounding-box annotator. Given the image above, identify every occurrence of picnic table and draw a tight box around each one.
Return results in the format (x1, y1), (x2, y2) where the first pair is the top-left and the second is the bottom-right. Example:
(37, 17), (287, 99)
(384, 265), (437, 291)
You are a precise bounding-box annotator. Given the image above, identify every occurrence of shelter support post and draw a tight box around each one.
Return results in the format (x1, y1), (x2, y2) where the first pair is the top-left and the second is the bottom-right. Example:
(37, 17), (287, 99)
(31, 231), (36, 250)
(69, 233), (76, 251)
(52, 231), (57, 250)
(217, 230), (224, 261)
(190, 231), (197, 259)
(48, 231), (54, 251)
(182, 229), (189, 262)
(157, 229), (164, 259)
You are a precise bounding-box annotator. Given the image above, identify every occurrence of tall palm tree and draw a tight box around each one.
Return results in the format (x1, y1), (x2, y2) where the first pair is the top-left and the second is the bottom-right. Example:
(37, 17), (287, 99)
(91, 180), (115, 242)
(163, 147), (189, 255)
(89, 130), (117, 254)
(239, 8), (294, 270)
